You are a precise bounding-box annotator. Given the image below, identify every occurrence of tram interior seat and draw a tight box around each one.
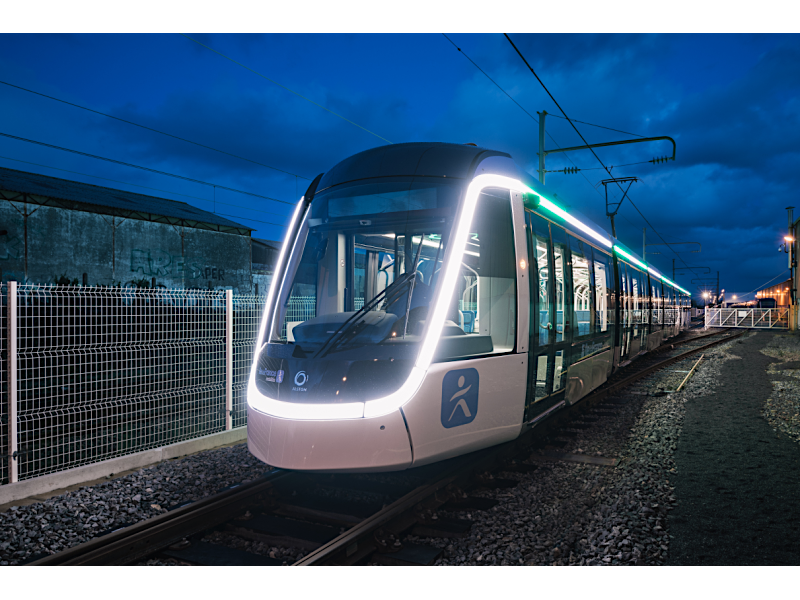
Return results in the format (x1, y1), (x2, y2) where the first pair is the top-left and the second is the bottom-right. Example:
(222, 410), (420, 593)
(459, 310), (476, 333)
(575, 311), (591, 336)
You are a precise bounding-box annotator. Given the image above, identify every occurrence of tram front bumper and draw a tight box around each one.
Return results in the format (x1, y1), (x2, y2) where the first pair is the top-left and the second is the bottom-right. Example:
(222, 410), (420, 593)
(247, 405), (413, 472)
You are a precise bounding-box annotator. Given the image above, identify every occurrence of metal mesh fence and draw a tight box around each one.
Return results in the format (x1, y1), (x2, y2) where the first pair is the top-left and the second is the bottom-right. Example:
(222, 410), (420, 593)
(705, 307), (790, 329)
(0, 284), (7, 485)
(0, 285), (331, 484)
(10, 284), (233, 481)
(232, 293), (265, 429)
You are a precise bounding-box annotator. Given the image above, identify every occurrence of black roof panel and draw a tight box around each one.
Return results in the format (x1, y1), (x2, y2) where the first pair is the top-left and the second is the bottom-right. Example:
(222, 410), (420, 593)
(0, 166), (251, 232)
(318, 142), (510, 191)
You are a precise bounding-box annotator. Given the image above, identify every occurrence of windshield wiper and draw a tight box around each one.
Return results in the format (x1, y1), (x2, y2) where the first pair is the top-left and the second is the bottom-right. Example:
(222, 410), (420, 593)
(313, 270), (417, 359)
(402, 233), (441, 338)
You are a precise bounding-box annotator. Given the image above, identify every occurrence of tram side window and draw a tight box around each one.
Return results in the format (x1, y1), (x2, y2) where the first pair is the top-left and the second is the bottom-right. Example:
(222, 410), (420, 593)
(447, 190), (517, 358)
(619, 263), (629, 327)
(665, 288), (673, 324)
(530, 214), (552, 346)
(569, 236), (592, 339)
(634, 270), (648, 325)
(592, 249), (612, 333)
(551, 225), (570, 343)
(652, 283), (662, 324)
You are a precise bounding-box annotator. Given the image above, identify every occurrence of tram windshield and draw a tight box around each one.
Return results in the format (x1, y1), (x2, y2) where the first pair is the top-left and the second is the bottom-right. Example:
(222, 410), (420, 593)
(273, 177), (459, 347)
(254, 176), (517, 405)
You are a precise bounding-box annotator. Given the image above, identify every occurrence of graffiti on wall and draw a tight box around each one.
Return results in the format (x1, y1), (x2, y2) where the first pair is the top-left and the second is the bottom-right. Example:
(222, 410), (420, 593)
(130, 249), (226, 280)
(130, 249), (183, 276)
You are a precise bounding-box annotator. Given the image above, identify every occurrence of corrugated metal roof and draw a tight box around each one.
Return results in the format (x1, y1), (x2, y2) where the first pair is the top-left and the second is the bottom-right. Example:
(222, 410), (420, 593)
(0, 166), (252, 233)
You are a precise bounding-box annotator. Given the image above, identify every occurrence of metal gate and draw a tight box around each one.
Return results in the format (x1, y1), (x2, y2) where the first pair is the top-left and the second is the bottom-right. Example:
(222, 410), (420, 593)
(705, 307), (789, 329)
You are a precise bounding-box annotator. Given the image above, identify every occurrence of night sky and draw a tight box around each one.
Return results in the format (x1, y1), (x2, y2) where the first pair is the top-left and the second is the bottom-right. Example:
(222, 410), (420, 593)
(1, 31), (797, 303)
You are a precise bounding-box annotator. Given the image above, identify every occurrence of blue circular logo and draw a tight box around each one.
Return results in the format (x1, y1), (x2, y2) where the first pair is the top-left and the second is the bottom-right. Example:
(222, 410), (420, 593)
(294, 371), (308, 386)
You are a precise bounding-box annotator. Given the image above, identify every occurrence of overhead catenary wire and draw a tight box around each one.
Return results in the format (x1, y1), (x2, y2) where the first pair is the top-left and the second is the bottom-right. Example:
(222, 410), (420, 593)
(0, 80), (312, 182)
(739, 270), (790, 299)
(441, 34), (644, 139)
(0, 154), (289, 224)
(441, 33), (634, 236)
(442, 33), (650, 247)
(503, 33), (700, 281)
(0, 131), (295, 208)
(180, 33), (393, 145)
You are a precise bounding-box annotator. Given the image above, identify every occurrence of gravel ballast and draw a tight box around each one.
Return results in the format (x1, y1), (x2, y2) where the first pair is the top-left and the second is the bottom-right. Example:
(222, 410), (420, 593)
(4, 330), (799, 567)
(407, 332), (778, 565)
(668, 331), (800, 565)
(0, 443), (271, 565)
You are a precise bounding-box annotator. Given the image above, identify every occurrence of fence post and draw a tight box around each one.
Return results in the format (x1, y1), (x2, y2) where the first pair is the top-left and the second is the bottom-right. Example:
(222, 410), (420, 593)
(8, 281), (17, 483)
(225, 289), (233, 431)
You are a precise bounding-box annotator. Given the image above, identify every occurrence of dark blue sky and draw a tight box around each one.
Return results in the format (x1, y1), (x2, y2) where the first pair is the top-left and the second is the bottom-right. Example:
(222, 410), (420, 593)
(0, 32), (796, 301)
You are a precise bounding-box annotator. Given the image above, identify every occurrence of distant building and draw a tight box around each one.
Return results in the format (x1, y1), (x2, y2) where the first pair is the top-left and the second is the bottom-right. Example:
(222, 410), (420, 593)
(251, 238), (283, 296)
(0, 166), (254, 292)
(755, 279), (792, 306)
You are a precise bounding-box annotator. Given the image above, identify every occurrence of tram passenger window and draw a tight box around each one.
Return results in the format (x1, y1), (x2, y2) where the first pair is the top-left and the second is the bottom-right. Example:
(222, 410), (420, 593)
(530, 214), (552, 346)
(652, 283), (661, 324)
(446, 190), (516, 359)
(592, 250), (612, 333)
(551, 225), (570, 344)
(569, 236), (592, 339)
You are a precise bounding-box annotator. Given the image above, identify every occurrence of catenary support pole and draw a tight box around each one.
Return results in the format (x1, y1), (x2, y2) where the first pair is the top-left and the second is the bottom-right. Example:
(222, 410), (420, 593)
(225, 289), (233, 431)
(8, 281), (17, 483)
(643, 228), (646, 262)
(538, 110), (547, 183)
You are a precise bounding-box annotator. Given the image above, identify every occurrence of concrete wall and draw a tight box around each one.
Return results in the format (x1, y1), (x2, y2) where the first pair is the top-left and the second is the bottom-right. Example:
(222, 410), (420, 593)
(0, 200), (253, 292)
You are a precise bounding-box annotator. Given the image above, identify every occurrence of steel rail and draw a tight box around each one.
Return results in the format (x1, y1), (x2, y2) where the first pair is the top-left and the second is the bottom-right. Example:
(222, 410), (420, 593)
(29, 331), (739, 567)
(296, 332), (743, 565)
(29, 470), (291, 566)
(575, 331), (745, 407)
(648, 328), (725, 354)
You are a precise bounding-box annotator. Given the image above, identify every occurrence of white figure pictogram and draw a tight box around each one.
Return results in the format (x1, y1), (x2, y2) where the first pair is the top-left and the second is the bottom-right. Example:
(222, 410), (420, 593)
(448, 375), (473, 421)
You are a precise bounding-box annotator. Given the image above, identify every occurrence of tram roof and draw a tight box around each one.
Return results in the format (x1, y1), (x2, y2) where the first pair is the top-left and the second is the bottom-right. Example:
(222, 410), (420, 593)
(313, 142), (689, 295)
(317, 142), (511, 192)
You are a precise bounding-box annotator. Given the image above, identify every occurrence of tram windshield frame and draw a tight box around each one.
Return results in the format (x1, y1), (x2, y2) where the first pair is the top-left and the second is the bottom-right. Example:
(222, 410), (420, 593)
(271, 177), (463, 352)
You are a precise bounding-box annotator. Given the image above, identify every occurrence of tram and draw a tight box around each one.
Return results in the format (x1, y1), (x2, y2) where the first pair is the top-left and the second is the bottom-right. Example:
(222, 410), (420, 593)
(247, 142), (691, 472)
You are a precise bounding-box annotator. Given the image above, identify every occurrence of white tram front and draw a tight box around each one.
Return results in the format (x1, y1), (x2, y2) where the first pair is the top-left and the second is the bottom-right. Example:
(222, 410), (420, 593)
(247, 142), (690, 472)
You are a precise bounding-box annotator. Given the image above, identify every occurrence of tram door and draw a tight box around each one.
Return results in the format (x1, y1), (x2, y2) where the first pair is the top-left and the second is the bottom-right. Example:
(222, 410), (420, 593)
(524, 211), (573, 420)
(618, 263), (632, 363)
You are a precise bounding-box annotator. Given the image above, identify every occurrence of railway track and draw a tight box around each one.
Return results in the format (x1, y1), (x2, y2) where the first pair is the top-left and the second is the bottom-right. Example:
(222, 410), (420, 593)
(30, 328), (744, 566)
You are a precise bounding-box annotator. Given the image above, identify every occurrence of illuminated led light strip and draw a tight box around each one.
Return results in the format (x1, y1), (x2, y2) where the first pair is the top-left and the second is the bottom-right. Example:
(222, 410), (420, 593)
(250, 198), (305, 375)
(367, 175), (532, 418)
(538, 197), (612, 248)
(613, 245), (647, 270)
(614, 245), (690, 294)
(246, 198), (364, 420)
(250, 173), (647, 422)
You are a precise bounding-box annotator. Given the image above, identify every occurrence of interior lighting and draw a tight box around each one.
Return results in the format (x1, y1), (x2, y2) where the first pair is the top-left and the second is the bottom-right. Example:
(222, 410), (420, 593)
(520, 259), (527, 270)
(248, 172), (675, 422)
